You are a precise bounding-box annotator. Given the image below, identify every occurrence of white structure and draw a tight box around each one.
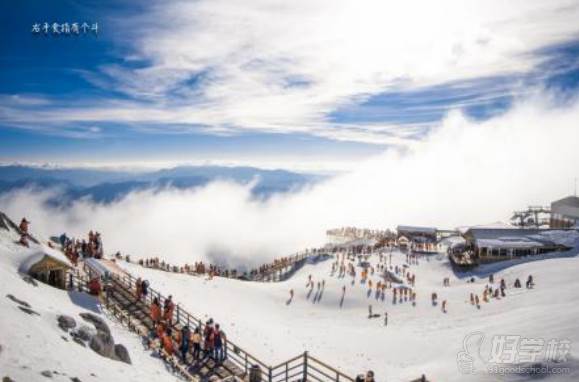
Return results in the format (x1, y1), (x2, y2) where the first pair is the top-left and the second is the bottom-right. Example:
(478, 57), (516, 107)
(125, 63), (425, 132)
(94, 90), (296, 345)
(551, 196), (579, 228)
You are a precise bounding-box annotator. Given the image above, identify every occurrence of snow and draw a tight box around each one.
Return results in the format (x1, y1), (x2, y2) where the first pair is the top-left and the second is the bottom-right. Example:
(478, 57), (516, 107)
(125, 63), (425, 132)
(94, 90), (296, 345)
(114, 243), (579, 382)
(457, 222), (515, 234)
(0, 228), (178, 382)
(475, 230), (579, 249)
(3, 218), (579, 382)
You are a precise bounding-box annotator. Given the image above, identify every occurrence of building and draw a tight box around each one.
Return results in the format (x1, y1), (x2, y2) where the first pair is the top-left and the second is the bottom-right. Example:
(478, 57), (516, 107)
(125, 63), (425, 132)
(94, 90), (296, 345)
(551, 196), (579, 228)
(20, 251), (73, 289)
(396, 225), (438, 253)
(458, 228), (571, 265)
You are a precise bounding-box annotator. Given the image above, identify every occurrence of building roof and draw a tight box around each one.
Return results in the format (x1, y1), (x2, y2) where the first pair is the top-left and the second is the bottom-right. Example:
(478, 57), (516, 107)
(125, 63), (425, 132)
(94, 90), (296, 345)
(465, 228), (542, 239)
(465, 228), (575, 249)
(396, 225), (437, 234)
(19, 250), (72, 274)
(552, 196), (579, 208)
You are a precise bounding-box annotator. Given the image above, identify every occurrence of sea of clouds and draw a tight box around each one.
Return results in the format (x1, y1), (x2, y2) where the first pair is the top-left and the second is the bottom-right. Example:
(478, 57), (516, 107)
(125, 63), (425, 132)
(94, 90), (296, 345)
(1, 93), (578, 268)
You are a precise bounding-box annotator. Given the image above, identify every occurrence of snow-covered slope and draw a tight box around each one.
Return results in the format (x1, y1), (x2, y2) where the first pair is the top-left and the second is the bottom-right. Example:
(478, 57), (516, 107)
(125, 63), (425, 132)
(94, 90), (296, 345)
(0, 224), (177, 382)
(116, 243), (579, 382)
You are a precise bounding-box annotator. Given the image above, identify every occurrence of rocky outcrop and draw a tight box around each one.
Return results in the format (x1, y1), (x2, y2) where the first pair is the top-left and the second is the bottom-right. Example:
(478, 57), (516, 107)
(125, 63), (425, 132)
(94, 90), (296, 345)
(89, 332), (116, 359)
(6, 294), (31, 308)
(79, 312), (130, 364)
(74, 325), (96, 342)
(114, 344), (132, 365)
(79, 313), (111, 336)
(57, 315), (77, 331)
(40, 370), (53, 378)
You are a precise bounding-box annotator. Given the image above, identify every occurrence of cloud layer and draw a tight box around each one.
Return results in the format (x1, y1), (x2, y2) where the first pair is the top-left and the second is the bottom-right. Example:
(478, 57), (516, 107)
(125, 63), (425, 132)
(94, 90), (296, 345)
(2, 0), (579, 144)
(1, 92), (578, 267)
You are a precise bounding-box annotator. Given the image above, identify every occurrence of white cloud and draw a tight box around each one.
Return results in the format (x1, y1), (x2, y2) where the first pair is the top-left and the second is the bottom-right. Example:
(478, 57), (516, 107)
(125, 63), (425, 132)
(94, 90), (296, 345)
(2, 92), (578, 267)
(2, 0), (579, 144)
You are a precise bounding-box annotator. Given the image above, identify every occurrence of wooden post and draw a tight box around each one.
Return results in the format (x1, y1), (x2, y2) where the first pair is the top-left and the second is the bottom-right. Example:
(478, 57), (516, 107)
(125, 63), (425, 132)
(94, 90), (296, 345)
(268, 366), (273, 382)
(303, 351), (308, 382)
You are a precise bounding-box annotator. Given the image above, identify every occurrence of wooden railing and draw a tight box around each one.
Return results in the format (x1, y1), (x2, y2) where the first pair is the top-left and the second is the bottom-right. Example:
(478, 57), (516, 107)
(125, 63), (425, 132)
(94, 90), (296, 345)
(85, 261), (354, 382)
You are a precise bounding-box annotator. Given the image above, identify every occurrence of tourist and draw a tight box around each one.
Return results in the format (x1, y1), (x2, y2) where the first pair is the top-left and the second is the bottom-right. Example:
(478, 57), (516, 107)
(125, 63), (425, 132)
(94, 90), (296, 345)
(214, 324), (226, 362)
(135, 277), (142, 301)
(204, 319), (215, 359)
(150, 297), (161, 324)
(19, 218), (29, 235)
(192, 327), (202, 360)
(141, 279), (149, 300)
(162, 327), (174, 357)
(164, 295), (175, 324)
(179, 325), (191, 363)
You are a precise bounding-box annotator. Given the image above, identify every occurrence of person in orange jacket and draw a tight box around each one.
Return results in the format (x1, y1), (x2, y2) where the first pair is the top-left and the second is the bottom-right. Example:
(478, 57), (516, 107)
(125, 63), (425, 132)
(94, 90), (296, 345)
(162, 328), (174, 356)
(164, 295), (175, 324)
(156, 322), (165, 339)
(151, 297), (162, 324)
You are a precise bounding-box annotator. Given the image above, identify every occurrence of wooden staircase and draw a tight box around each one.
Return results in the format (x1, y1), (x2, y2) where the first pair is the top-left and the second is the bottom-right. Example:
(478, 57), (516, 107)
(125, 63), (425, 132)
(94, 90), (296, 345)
(102, 274), (245, 381)
(84, 262), (357, 382)
(82, 259), (427, 382)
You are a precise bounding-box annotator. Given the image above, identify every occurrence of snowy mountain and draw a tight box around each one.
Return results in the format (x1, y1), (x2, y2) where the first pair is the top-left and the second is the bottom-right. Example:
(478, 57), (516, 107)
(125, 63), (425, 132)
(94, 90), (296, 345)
(0, 165), (322, 203)
(0, 214), (178, 381)
(2, 209), (579, 382)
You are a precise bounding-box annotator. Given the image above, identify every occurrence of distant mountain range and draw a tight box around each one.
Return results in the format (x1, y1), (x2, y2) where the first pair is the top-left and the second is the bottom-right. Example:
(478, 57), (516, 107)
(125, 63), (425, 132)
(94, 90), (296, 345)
(0, 165), (323, 204)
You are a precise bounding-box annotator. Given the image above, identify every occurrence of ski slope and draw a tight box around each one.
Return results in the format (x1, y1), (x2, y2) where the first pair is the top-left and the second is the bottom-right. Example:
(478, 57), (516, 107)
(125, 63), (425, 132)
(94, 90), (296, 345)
(0, 226), (178, 382)
(116, 244), (579, 382)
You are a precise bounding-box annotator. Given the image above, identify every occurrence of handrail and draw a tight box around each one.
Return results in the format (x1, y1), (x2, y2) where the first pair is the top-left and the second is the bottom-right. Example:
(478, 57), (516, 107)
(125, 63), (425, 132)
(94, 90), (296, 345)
(78, 257), (435, 382)
(100, 264), (356, 382)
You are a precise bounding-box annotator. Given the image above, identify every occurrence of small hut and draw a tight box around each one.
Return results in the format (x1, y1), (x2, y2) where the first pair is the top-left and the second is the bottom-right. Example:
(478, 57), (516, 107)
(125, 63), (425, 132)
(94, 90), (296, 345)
(20, 251), (73, 289)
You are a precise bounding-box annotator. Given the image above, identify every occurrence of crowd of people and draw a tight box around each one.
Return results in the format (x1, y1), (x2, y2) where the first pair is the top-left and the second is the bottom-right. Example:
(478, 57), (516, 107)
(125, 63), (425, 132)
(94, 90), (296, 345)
(468, 273), (535, 309)
(319, 245), (540, 332)
(147, 292), (228, 365)
(122, 250), (325, 283)
(59, 230), (104, 266)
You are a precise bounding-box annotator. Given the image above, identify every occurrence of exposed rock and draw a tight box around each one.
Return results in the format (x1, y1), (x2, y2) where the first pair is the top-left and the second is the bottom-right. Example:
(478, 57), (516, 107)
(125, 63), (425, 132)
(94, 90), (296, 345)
(57, 315), (77, 331)
(89, 332), (115, 359)
(18, 306), (40, 316)
(21, 275), (38, 287)
(114, 344), (131, 364)
(74, 325), (97, 342)
(79, 313), (110, 336)
(41, 370), (53, 378)
(6, 294), (31, 308)
(71, 377), (82, 382)
(61, 336), (69, 342)
(3, 377), (15, 382)
(72, 337), (86, 348)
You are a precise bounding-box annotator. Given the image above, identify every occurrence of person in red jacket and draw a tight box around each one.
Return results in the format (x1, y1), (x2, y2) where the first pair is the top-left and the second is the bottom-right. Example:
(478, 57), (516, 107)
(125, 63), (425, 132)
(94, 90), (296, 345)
(88, 277), (102, 296)
(19, 218), (29, 234)
(150, 298), (162, 324)
(164, 295), (175, 324)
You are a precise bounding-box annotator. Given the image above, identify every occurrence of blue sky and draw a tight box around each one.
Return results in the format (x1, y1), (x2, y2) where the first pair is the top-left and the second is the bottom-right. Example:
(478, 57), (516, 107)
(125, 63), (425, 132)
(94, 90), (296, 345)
(1, 0), (579, 171)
